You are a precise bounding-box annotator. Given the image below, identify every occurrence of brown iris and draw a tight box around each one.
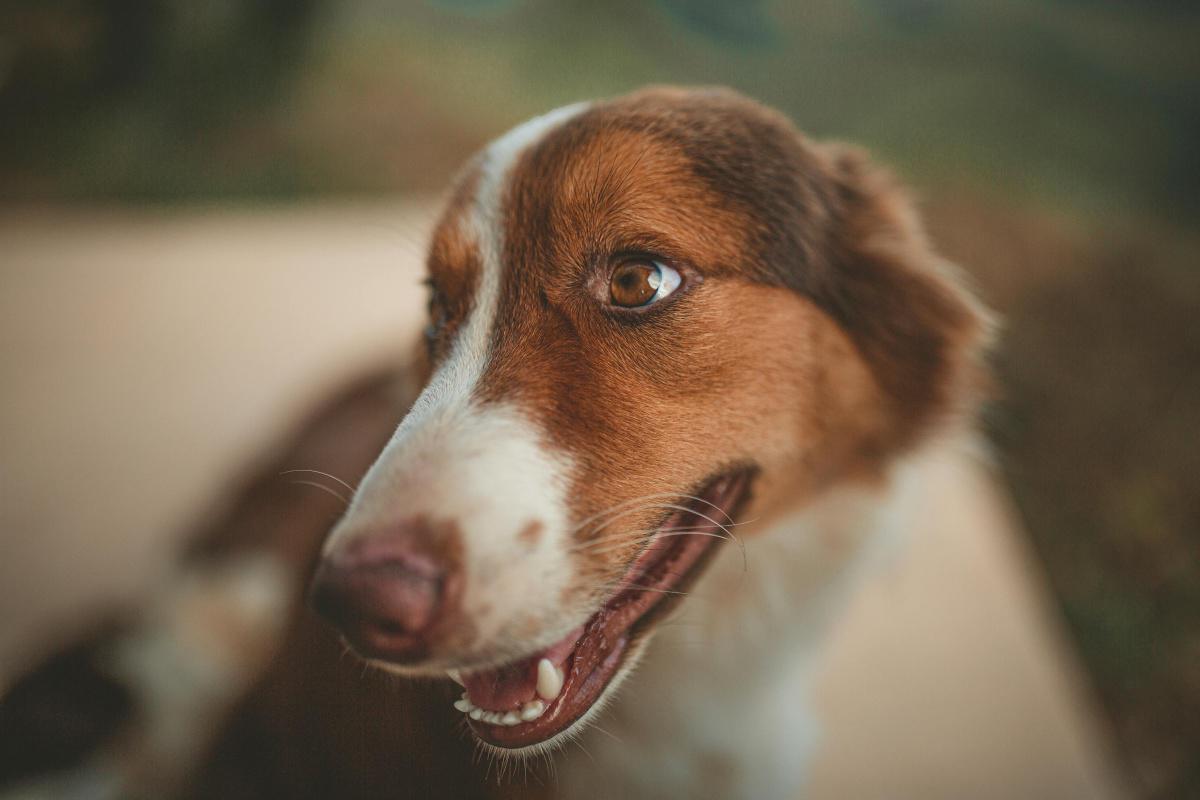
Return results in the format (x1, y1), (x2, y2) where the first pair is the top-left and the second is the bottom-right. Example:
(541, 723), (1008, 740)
(609, 260), (663, 308)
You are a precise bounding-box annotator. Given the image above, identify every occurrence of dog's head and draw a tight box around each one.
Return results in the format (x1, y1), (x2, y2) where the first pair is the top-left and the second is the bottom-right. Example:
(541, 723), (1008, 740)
(310, 87), (989, 753)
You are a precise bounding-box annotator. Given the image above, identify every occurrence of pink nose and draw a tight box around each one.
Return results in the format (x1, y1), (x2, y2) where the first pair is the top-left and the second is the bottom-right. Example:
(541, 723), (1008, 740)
(309, 528), (460, 663)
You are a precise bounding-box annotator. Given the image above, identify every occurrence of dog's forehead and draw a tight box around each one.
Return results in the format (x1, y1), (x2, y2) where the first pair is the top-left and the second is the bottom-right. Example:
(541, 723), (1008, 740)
(432, 88), (822, 281)
(497, 98), (776, 283)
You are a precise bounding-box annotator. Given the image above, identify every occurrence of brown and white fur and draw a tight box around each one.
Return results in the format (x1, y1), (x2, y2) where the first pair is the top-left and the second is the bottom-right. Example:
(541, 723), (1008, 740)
(310, 85), (989, 796)
(0, 86), (991, 800)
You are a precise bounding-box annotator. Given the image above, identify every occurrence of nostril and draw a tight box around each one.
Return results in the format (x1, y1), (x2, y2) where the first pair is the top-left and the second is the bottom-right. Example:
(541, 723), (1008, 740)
(309, 530), (460, 661)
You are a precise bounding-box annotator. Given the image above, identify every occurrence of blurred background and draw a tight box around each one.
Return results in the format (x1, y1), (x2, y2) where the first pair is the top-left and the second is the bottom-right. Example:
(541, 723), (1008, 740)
(1, 1), (1197, 797)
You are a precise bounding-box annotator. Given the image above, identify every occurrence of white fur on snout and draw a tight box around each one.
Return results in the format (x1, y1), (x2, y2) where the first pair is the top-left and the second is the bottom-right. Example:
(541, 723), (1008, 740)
(323, 101), (591, 667)
(333, 400), (578, 664)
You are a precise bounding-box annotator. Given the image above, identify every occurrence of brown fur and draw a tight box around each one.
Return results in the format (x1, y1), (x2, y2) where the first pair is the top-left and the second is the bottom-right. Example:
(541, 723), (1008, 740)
(425, 166), (484, 364)
(422, 87), (988, 588)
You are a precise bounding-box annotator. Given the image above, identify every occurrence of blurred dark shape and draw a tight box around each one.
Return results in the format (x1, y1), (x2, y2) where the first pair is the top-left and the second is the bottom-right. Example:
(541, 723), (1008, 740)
(655, 0), (775, 45)
(0, 626), (133, 784)
(0, 0), (318, 108)
(932, 196), (1200, 799)
(862, 0), (946, 28)
(0, 0), (321, 200)
(424, 0), (513, 10)
(0, 367), (435, 796)
(997, 246), (1200, 799)
(2, 1), (1197, 216)
(0, 1), (164, 119)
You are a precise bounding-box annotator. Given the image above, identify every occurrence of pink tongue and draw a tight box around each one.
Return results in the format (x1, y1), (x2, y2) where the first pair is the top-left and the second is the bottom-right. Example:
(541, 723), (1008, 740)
(462, 627), (582, 711)
(462, 653), (539, 710)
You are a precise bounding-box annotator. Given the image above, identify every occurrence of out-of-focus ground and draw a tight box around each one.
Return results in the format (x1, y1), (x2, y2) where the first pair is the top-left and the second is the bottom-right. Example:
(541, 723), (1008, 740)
(0, 203), (1127, 798)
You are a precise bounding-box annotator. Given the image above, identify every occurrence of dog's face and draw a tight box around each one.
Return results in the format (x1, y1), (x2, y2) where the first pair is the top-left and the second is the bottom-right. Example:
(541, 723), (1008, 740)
(311, 87), (987, 753)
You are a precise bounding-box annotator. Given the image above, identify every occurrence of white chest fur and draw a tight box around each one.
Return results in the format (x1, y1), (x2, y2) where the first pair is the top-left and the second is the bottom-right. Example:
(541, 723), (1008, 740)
(558, 453), (929, 800)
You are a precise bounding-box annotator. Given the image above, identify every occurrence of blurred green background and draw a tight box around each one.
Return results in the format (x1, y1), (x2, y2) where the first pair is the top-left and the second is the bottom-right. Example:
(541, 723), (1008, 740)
(2, 1), (1197, 796)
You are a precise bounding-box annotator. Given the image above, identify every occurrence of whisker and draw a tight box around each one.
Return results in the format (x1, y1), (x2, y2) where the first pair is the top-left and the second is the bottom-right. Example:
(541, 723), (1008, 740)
(280, 468), (358, 496)
(287, 479), (350, 506)
(591, 503), (746, 556)
(589, 722), (625, 745)
(566, 499), (752, 576)
(570, 528), (737, 558)
(574, 517), (758, 550)
(570, 490), (738, 539)
(572, 736), (598, 766)
(618, 583), (692, 597)
(572, 582), (720, 603)
(578, 502), (715, 545)
(569, 493), (684, 537)
(648, 529), (735, 543)
(581, 517), (758, 550)
(588, 502), (751, 542)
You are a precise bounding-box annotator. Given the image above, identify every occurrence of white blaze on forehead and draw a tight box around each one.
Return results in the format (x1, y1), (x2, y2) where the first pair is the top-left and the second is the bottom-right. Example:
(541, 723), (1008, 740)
(385, 100), (589, 462)
(338, 101), (590, 524)
(324, 103), (592, 654)
(405, 100), (590, 424)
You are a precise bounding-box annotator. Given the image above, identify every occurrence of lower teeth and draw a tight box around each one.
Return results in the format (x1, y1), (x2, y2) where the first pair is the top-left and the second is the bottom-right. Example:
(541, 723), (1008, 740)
(452, 691), (549, 726)
(448, 658), (563, 726)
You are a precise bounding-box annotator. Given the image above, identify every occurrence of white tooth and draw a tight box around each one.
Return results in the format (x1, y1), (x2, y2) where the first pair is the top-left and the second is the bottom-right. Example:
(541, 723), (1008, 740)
(501, 711), (521, 726)
(447, 669), (464, 686)
(453, 699), (472, 713)
(469, 708), (483, 721)
(483, 711), (501, 725)
(521, 700), (545, 721)
(536, 658), (563, 700)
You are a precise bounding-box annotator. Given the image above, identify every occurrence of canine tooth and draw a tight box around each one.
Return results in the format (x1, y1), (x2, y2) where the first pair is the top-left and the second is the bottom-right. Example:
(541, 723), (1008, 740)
(536, 658), (563, 700)
(447, 669), (464, 686)
(453, 698), (473, 713)
(521, 700), (545, 721)
(469, 708), (483, 721)
(501, 711), (521, 726)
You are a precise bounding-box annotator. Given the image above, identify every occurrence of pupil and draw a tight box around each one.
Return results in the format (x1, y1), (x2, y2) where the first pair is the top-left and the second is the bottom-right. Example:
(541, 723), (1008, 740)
(612, 262), (662, 306)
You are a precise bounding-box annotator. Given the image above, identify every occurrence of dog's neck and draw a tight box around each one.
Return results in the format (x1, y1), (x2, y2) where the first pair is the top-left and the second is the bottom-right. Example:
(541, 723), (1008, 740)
(560, 445), (938, 799)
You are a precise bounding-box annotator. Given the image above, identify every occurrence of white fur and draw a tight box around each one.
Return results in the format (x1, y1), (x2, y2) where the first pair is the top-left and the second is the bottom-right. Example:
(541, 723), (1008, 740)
(324, 103), (592, 669)
(399, 101), (589, 423)
(557, 446), (934, 800)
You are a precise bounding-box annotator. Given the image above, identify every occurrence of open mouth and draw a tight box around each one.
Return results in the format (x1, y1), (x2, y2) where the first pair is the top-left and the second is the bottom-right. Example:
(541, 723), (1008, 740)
(449, 468), (754, 751)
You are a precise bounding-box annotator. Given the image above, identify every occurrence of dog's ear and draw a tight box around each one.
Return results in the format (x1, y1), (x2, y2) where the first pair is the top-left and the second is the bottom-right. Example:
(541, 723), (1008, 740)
(814, 143), (994, 458)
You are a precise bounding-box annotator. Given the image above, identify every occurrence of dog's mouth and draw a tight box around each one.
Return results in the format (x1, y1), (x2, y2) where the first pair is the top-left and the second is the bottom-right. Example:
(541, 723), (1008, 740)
(450, 468), (754, 752)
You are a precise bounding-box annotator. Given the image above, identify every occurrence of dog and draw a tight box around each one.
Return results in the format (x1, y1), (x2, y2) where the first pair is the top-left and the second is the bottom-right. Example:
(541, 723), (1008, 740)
(0, 86), (990, 799)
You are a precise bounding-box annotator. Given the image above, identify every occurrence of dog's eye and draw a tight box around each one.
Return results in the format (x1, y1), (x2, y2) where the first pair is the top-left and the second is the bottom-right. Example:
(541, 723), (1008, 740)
(608, 260), (681, 308)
